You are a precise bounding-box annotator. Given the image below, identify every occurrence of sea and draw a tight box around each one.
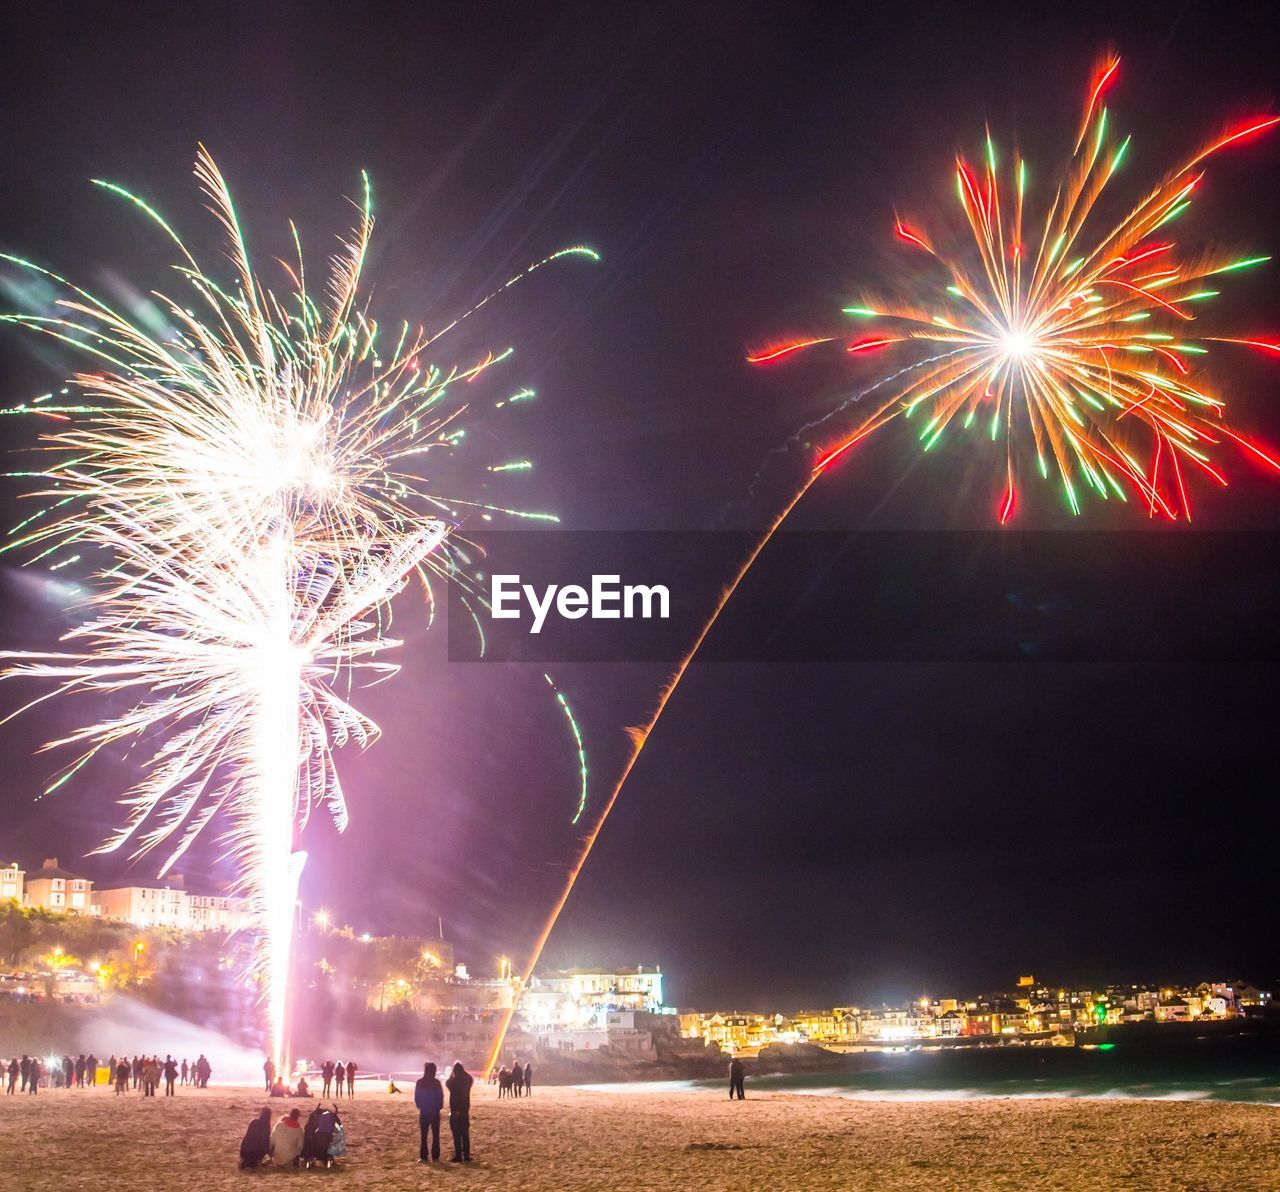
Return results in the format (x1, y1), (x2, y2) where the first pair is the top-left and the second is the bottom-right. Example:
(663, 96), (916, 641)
(579, 1027), (1280, 1104)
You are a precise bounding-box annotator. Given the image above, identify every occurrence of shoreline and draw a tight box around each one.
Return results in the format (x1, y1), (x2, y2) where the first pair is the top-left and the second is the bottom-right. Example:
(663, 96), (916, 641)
(1, 1082), (1277, 1189)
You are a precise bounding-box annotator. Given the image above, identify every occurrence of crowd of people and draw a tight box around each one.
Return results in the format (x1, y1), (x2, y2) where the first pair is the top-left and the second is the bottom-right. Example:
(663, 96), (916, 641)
(262, 1056), (358, 1099)
(493, 1059), (533, 1097)
(238, 1059), (476, 1169)
(5, 1051), (212, 1094)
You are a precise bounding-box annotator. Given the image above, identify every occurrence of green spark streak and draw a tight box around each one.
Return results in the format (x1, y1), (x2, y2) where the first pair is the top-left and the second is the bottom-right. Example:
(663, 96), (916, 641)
(842, 307), (878, 317)
(1154, 200), (1191, 228)
(1210, 256), (1270, 275)
(487, 460), (532, 473)
(496, 388), (535, 409)
(544, 673), (587, 825)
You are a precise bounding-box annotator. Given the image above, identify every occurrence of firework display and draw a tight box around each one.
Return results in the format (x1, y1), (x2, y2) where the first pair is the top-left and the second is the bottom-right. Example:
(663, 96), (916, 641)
(752, 54), (1279, 521)
(481, 54), (1279, 1073)
(0, 148), (595, 1066)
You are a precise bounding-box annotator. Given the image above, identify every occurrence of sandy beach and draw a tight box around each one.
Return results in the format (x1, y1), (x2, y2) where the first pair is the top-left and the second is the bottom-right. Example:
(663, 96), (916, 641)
(1, 1082), (1277, 1190)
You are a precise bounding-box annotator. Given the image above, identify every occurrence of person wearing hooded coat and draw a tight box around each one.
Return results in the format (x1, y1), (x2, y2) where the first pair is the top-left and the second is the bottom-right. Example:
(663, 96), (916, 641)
(239, 1108), (272, 1168)
(446, 1062), (473, 1162)
(414, 1062), (444, 1163)
(270, 1106), (305, 1167)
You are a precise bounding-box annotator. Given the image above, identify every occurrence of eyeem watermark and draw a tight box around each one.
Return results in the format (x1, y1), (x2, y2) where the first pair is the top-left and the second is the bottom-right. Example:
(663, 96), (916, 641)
(491, 573), (670, 634)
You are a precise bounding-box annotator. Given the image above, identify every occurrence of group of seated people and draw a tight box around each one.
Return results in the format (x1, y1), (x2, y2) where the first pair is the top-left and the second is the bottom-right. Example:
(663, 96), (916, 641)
(268, 1074), (313, 1098)
(239, 1103), (344, 1169)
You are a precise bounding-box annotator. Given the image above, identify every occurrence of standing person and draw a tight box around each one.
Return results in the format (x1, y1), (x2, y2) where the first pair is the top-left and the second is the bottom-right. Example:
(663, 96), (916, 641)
(18, 1055), (29, 1093)
(523, 1062), (533, 1096)
(163, 1055), (178, 1096)
(142, 1056), (160, 1096)
(344, 1059), (356, 1098)
(269, 1107), (305, 1168)
(6, 1057), (18, 1094)
(75, 1054), (86, 1087)
(180, 1058), (188, 1086)
(239, 1107), (272, 1169)
(87, 1053), (98, 1088)
(114, 1057), (129, 1095)
(509, 1060), (523, 1098)
(196, 1054), (211, 1088)
(321, 1059), (334, 1099)
(263, 1056), (275, 1094)
(62, 1055), (73, 1088)
(445, 1061), (473, 1163)
(332, 1060), (343, 1097)
(27, 1056), (41, 1095)
(729, 1056), (746, 1100)
(132, 1054), (142, 1090)
(414, 1062), (444, 1164)
(497, 1067), (510, 1098)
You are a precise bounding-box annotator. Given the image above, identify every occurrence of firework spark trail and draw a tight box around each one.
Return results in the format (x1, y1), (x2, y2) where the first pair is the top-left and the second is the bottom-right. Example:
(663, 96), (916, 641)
(484, 474), (817, 1077)
(543, 673), (588, 825)
(485, 53), (1279, 1071)
(1, 148), (595, 1068)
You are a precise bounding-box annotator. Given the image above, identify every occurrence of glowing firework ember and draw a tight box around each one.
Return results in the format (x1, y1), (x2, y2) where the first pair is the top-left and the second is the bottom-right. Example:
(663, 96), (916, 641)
(753, 54), (1279, 521)
(1, 148), (595, 1067)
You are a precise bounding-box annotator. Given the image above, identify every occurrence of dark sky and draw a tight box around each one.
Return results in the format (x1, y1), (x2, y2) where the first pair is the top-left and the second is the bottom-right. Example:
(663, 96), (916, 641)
(1, 1), (1277, 1012)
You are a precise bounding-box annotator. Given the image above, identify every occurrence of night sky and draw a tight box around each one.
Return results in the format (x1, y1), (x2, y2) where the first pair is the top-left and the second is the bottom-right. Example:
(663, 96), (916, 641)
(1, 1), (1277, 1012)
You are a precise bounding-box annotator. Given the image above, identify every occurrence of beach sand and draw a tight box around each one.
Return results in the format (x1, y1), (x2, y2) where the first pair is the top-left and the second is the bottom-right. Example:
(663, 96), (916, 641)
(1, 1082), (1276, 1189)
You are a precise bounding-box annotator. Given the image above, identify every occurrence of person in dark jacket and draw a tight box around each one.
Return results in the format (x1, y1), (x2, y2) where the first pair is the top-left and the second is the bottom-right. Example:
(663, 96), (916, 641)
(263, 1057), (275, 1093)
(321, 1059), (334, 1098)
(86, 1054), (99, 1088)
(27, 1056), (41, 1094)
(302, 1105), (336, 1167)
(114, 1058), (129, 1094)
(414, 1062), (444, 1163)
(75, 1054), (86, 1087)
(6, 1057), (17, 1094)
(523, 1062), (533, 1096)
(729, 1056), (746, 1100)
(239, 1107), (273, 1168)
(195, 1054), (211, 1088)
(446, 1062), (473, 1162)
(19, 1055), (30, 1093)
(509, 1060), (523, 1098)
(344, 1059), (356, 1097)
(163, 1056), (178, 1096)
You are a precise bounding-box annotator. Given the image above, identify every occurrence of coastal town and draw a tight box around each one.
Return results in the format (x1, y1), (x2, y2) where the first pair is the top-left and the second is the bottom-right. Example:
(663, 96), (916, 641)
(2, 853), (1272, 1067)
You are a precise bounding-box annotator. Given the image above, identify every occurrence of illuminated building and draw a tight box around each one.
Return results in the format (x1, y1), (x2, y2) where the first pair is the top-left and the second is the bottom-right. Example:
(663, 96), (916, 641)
(1, 862), (24, 903)
(23, 858), (93, 914)
(93, 875), (252, 932)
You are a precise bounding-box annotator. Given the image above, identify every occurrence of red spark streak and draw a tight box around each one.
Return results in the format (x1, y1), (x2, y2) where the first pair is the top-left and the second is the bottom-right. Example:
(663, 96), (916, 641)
(1077, 55), (1121, 148)
(894, 219), (932, 252)
(1208, 338), (1280, 355)
(847, 337), (901, 353)
(1181, 116), (1280, 174)
(1221, 427), (1280, 472)
(999, 480), (1016, 524)
(745, 337), (834, 364)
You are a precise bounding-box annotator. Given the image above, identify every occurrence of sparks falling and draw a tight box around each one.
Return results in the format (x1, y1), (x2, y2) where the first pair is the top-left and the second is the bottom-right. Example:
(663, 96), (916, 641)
(0, 148), (595, 1068)
(753, 54), (1279, 521)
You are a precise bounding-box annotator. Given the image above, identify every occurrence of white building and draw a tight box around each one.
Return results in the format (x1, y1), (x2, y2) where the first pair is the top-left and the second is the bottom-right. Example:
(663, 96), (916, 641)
(1, 862), (24, 903)
(93, 876), (252, 933)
